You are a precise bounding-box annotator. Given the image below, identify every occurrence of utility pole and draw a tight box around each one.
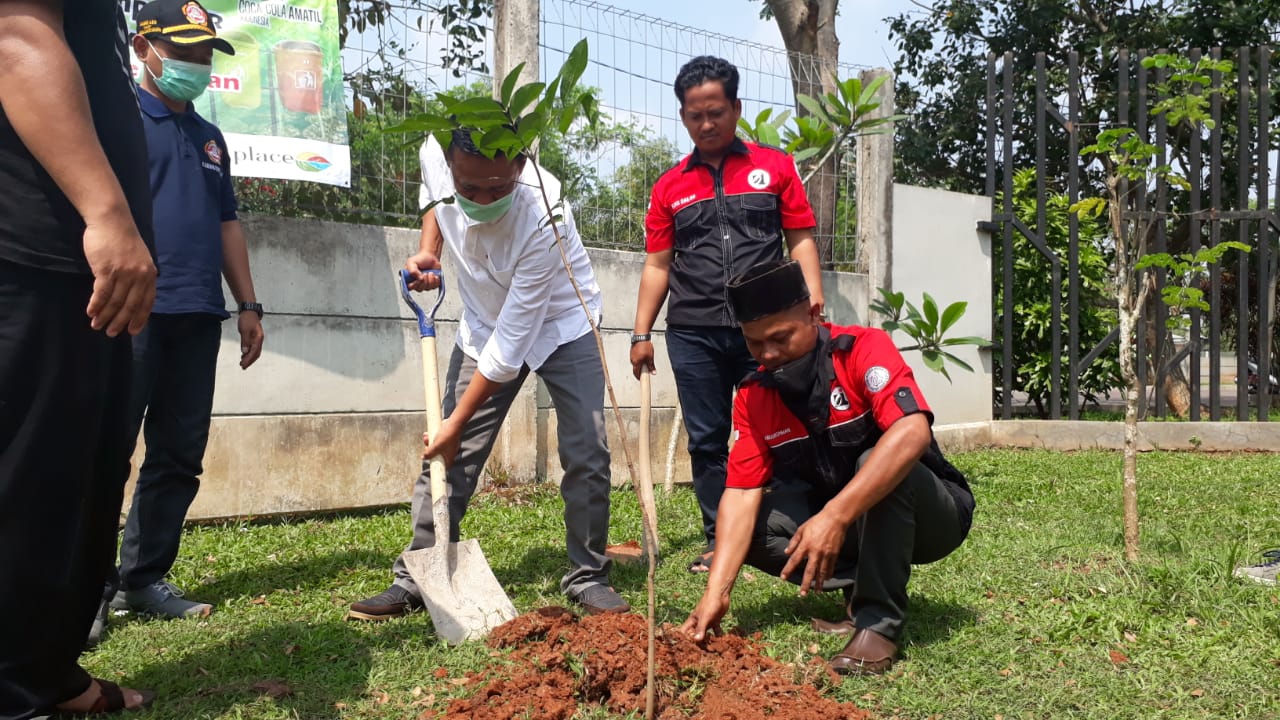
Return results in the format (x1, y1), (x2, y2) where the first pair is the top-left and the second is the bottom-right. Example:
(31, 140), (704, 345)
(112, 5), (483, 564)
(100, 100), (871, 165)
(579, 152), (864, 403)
(856, 67), (895, 304)
(493, 0), (539, 95)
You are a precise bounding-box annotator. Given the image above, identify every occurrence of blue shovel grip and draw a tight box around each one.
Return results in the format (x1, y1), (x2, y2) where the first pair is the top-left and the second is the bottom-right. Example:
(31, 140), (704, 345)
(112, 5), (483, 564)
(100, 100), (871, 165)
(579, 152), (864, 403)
(398, 268), (445, 338)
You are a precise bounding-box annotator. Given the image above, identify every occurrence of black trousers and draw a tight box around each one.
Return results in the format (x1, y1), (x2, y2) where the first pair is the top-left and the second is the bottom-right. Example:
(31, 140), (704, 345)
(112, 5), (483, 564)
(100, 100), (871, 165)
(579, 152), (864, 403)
(112, 313), (221, 593)
(744, 450), (967, 641)
(0, 262), (134, 720)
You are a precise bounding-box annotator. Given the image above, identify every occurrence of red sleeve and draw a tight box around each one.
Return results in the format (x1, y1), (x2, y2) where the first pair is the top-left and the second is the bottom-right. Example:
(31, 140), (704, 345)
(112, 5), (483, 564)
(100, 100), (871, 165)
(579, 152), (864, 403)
(725, 384), (773, 490)
(644, 177), (675, 253)
(776, 154), (816, 229)
(847, 328), (933, 430)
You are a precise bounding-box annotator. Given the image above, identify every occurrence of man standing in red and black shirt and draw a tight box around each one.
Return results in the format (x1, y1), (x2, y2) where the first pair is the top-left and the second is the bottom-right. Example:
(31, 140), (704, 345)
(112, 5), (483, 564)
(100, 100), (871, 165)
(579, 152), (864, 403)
(679, 260), (975, 676)
(630, 56), (824, 574)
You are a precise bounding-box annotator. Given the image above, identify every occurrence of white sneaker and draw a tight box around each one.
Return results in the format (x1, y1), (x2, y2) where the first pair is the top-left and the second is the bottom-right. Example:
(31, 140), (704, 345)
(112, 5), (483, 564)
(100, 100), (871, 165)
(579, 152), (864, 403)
(1233, 550), (1280, 586)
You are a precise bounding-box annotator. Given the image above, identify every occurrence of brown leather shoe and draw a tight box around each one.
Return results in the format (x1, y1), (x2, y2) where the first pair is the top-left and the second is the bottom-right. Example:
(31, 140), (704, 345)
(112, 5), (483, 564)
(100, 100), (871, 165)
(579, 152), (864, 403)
(829, 628), (897, 675)
(810, 617), (856, 635)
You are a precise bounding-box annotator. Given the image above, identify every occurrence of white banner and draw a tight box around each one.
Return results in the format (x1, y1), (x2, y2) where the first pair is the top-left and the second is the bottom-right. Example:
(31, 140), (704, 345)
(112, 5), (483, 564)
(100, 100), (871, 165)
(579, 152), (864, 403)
(223, 132), (351, 186)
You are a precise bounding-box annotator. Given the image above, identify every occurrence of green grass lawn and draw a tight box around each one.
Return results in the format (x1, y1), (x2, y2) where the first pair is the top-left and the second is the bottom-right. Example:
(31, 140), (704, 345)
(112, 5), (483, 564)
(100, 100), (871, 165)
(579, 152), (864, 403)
(84, 450), (1280, 719)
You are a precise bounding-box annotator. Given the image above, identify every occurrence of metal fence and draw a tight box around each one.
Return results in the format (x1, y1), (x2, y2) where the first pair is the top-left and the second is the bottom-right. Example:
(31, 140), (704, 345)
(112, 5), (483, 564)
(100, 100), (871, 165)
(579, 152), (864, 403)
(237, 0), (863, 265)
(987, 48), (1279, 421)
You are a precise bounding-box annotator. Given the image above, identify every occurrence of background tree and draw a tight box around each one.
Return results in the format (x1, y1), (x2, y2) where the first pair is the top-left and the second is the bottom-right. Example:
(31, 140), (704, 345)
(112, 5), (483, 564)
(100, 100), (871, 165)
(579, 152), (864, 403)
(890, 0), (1280, 416)
(886, 0), (1280, 193)
(1073, 53), (1246, 560)
(758, 0), (842, 264)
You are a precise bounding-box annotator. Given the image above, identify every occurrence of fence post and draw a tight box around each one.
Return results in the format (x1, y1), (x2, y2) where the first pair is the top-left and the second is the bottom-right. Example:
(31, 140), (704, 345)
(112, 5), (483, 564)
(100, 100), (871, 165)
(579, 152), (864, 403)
(494, 0), (540, 93)
(856, 67), (894, 312)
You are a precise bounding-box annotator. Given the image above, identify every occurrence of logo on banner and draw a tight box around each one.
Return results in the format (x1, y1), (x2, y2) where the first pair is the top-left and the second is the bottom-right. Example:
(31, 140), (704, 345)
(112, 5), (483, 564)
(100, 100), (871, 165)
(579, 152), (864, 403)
(183, 2), (209, 26)
(204, 140), (222, 164)
(747, 168), (770, 189)
(295, 152), (332, 172)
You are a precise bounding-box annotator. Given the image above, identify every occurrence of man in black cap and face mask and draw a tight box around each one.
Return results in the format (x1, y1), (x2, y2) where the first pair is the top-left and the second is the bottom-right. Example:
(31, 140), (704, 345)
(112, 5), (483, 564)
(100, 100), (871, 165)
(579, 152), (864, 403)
(678, 259), (975, 675)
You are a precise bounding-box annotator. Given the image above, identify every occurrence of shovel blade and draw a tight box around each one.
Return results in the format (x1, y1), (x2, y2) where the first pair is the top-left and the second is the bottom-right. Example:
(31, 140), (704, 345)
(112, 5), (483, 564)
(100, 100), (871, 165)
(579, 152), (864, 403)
(402, 498), (517, 644)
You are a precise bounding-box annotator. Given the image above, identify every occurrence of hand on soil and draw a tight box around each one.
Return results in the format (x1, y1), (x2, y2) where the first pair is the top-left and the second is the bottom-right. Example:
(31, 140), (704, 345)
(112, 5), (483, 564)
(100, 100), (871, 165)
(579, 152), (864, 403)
(680, 593), (728, 641)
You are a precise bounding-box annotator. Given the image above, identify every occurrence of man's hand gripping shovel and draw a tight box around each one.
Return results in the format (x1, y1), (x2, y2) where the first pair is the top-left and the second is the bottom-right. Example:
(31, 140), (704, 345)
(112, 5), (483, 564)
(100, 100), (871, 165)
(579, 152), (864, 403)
(398, 269), (517, 644)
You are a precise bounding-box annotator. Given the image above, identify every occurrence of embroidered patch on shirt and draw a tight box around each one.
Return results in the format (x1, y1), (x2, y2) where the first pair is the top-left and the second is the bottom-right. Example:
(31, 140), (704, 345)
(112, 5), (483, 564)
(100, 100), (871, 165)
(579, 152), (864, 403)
(747, 168), (771, 189)
(865, 366), (890, 393)
(204, 140), (222, 164)
(830, 386), (851, 411)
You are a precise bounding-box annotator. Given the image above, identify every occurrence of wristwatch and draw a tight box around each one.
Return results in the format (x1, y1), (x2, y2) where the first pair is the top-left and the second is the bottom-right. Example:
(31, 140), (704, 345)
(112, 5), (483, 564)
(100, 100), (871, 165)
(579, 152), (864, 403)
(630, 333), (651, 345)
(238, 301), (264, 318)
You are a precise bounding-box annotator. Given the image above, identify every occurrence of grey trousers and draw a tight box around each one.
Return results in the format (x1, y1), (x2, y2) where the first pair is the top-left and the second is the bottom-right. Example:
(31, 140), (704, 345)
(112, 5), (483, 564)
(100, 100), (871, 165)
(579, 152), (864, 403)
(392, 331), (613, 597)
(744, 449), (966, 641)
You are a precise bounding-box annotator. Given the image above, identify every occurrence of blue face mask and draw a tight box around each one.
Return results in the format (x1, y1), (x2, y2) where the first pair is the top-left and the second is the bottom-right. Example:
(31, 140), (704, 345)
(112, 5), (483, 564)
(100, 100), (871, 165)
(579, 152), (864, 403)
(454, 192), (515, 224)
(147, 44), (212, 102)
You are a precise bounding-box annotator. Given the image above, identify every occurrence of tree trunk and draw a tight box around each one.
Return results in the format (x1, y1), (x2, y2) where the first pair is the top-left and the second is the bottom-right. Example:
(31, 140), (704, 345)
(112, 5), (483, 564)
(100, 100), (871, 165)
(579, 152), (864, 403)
(1118, 303), (1141, 562)
(765, 0), (840, 265)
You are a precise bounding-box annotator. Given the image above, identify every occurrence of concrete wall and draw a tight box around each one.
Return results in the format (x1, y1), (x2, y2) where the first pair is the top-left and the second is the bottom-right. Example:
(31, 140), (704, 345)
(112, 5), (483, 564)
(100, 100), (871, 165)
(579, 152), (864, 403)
(135, 216), (873, 519)
(890, 184), (993, 425)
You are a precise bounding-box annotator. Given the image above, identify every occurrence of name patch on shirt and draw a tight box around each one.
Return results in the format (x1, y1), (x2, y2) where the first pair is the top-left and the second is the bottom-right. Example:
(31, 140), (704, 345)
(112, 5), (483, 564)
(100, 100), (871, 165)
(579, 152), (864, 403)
(670, 193), (697, 211)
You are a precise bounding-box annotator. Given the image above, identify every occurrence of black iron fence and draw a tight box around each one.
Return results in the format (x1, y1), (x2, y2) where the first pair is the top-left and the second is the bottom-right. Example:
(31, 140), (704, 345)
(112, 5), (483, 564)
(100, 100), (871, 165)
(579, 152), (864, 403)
(986, 47), (1279, 421)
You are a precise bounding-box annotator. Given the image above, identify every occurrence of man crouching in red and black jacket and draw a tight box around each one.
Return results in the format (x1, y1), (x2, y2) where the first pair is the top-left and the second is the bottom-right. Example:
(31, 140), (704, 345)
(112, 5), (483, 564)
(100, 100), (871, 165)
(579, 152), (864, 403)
(679, 259), (975, 676)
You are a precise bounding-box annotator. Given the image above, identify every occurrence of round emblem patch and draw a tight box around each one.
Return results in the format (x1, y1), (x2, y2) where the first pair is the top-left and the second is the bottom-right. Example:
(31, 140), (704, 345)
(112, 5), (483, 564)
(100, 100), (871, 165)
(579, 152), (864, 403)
(747, 168), (770, 189)
(204, 140), (222, 164)
(183, 2), (209, 26)
(864, 366), (891, 393)
(830, 386), (850, 411)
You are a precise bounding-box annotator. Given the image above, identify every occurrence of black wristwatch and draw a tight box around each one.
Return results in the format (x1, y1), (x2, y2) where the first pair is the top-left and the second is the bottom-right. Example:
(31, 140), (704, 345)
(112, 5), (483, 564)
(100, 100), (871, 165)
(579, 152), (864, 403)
(630, 333), (651, 345)
(238, 301), (264, 318)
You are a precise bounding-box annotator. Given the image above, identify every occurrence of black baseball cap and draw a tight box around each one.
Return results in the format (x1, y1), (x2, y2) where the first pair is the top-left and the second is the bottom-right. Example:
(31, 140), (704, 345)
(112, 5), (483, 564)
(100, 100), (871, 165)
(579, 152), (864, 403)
(136, 0), (235, 55)
(727, 260), (811, 323)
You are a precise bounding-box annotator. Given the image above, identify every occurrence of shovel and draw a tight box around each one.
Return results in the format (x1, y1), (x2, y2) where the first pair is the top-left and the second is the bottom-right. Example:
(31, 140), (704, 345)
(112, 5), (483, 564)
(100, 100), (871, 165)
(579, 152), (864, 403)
(397, 269), (517, 644)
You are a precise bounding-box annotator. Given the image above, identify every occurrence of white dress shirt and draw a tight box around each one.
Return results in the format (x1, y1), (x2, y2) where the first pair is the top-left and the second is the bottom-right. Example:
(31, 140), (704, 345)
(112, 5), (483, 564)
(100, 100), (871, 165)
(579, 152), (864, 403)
(418, 135), (603, 384)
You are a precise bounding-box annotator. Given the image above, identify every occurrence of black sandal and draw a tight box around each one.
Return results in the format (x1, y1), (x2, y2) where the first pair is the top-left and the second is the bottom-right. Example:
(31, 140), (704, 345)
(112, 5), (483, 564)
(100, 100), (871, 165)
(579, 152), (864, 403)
(687, 550), (714, 574)
(54, 678), (155, 716)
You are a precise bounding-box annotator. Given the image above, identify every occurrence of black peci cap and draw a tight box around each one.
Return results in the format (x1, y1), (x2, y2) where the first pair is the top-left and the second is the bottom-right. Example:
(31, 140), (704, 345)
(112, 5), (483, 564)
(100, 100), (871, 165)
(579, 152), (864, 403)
(727, 260), (810, 322)
(136, 0), (235, 55)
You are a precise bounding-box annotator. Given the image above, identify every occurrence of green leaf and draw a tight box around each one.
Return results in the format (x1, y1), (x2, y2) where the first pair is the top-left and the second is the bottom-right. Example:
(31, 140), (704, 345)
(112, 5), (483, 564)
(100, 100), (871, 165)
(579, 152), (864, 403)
(921, 293), (940, 330)
(499, 62), (525, 106)
(921, 349), (944, 372)
(479, 126), (520, 157)
(759, 123), (782, 148)
(508, 82), (546, 118)
(559, 39), (590, 101)
(797, 94), (833, 126)
(557, 102), (579, 134)
(793, 147), (821, 163)
(858, 73), (890, 107)
(939, 301), (967, 333)
(447, 96), (506, 117)
(941, 336), (990, 347)
(940, 351), (974, 373)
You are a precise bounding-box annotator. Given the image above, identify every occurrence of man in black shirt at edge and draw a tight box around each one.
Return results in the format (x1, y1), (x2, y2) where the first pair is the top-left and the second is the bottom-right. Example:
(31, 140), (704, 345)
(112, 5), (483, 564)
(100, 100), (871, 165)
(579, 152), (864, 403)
(0, 1), (157, 717)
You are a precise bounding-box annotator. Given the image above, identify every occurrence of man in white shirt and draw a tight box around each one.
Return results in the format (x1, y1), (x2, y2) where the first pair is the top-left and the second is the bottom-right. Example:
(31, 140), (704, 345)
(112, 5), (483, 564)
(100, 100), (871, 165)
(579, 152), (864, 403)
(348, 128), (628, 620)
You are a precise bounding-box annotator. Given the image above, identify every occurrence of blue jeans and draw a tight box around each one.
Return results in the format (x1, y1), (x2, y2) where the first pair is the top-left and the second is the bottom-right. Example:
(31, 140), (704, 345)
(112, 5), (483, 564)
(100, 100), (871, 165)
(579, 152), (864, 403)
(114, 313), (223, 592)
(665, 325), (759, 548)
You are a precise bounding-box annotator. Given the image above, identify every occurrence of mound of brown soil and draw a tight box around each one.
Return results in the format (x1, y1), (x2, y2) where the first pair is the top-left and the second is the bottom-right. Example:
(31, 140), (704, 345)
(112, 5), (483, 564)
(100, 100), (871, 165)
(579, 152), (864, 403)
(420, 607), (869, 720)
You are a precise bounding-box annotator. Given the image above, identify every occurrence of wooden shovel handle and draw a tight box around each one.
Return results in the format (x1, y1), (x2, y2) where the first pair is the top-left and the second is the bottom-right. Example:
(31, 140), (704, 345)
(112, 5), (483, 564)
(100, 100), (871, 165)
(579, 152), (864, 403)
(421, 335), (448, 501)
